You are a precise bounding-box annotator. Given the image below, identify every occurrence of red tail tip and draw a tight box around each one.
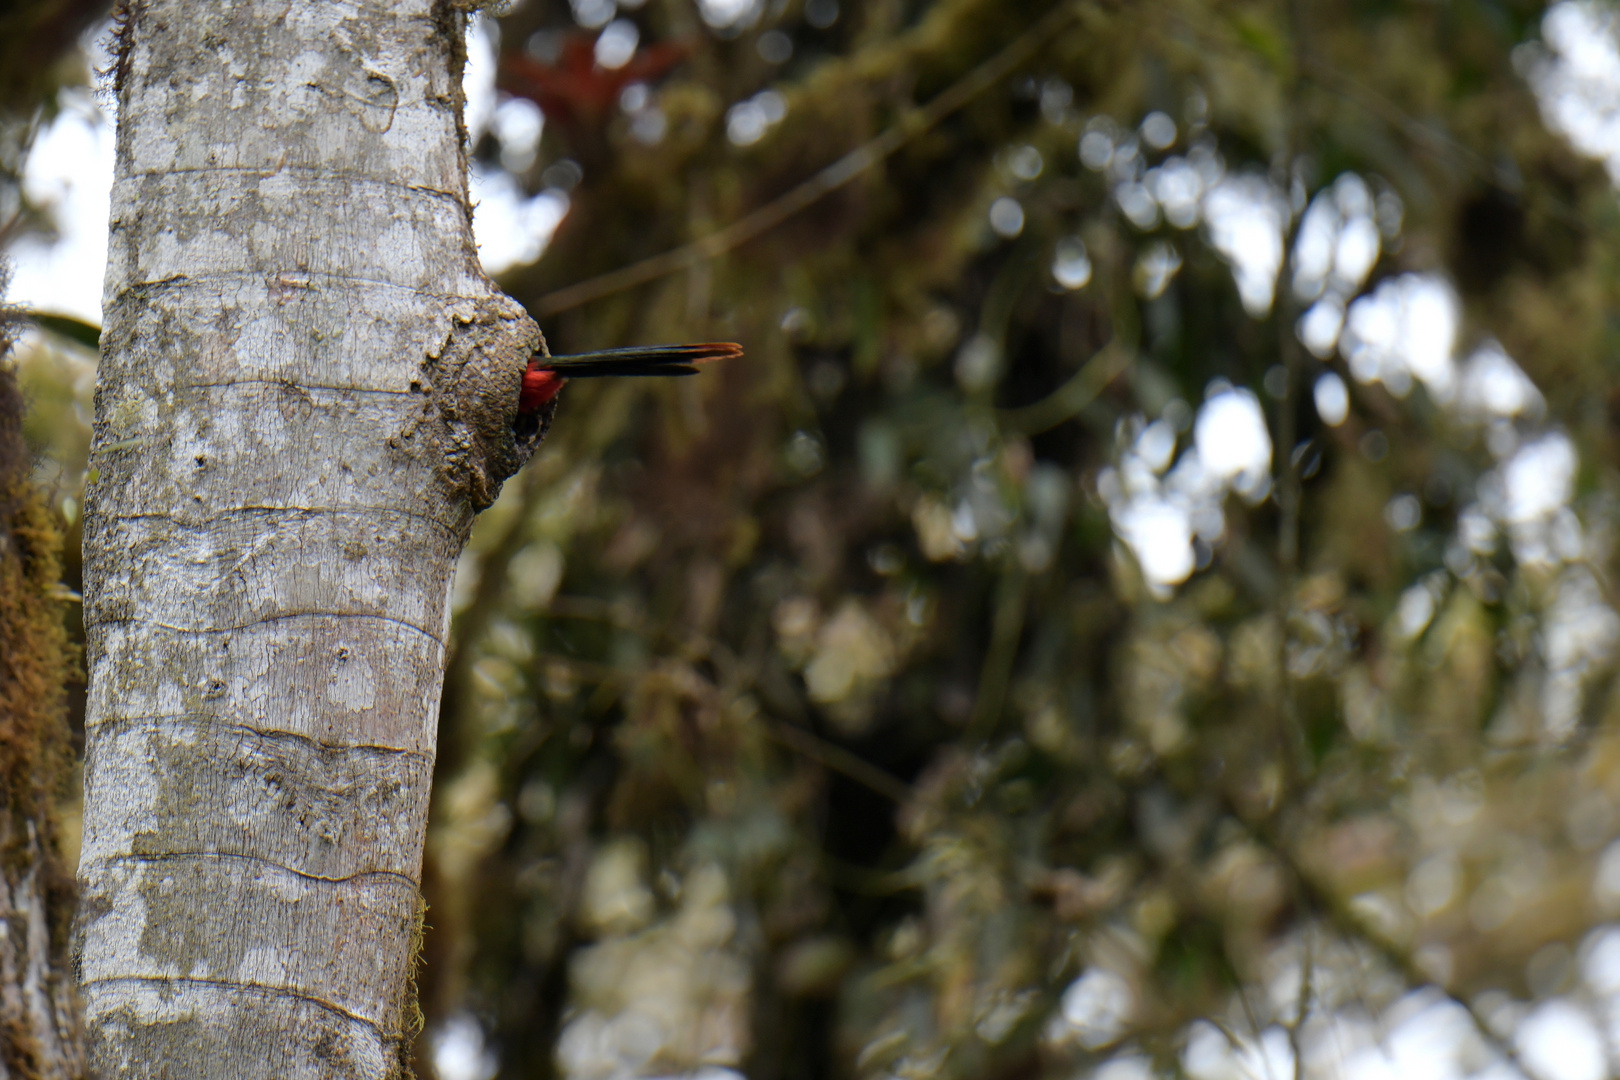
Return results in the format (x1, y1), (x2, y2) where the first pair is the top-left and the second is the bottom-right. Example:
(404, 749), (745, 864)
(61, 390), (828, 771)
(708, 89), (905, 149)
(686, 342), (744, 361)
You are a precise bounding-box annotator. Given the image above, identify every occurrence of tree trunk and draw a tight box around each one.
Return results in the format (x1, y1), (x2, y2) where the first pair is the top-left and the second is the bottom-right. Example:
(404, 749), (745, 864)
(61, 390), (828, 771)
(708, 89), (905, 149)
(76, 2), (543, 1075)
(0, 357), (83, 1079)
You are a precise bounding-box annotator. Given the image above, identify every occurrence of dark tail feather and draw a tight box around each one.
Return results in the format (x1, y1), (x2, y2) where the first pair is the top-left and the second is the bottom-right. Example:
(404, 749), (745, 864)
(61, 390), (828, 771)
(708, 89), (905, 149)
(537, 342), (742, 378)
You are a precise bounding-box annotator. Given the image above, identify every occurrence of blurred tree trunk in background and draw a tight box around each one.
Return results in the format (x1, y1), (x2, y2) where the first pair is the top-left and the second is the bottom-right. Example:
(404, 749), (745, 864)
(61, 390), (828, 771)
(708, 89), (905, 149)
(0, 2), (110, 1076)
(0, 318), (82, 1079)
(75, 1), (539, 1074)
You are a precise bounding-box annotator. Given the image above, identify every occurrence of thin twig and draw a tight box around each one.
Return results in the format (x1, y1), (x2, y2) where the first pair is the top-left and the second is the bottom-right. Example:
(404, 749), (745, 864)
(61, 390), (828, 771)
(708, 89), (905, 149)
(765, 718), (912, 804)
(1289, 927), (1313, 1080)
(999, 260), (1141, 434)
(1245, 815), (1548, 1080)
(1233, 971), (1282, 1080)
(1269, 0), (1312, 798)
(1276, 0), (1308, 581)
(534, 0), (1083, 317)
(966, 562), (1028, 744)
(997, 337), (1134, 435)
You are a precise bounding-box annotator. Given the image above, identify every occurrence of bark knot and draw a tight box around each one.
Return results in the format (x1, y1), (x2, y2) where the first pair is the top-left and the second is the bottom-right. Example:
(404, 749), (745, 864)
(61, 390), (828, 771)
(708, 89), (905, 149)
(417, 295), (544, 516)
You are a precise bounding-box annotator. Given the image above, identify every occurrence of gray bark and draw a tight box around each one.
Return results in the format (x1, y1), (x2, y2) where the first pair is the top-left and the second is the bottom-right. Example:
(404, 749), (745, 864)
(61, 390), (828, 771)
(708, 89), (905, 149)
(77, 1), (544, 1075)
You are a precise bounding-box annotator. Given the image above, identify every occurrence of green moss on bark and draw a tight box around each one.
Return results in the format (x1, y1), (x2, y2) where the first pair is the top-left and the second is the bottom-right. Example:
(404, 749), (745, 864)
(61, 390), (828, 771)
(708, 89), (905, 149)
(0, 308), (83, 1079)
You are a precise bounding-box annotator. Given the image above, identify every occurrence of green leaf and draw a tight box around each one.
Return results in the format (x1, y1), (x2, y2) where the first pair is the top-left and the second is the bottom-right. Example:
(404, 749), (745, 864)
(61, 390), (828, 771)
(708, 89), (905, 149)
(25, 311), (101, 353)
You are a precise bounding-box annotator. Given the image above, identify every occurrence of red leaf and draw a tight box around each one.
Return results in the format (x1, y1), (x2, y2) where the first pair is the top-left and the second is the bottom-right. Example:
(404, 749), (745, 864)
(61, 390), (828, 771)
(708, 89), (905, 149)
(499, 32), (690, 137)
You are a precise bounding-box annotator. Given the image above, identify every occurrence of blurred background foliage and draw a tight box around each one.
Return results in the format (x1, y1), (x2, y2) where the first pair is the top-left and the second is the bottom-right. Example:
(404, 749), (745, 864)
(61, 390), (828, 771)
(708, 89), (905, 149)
(15, 0), (1620, 1078)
